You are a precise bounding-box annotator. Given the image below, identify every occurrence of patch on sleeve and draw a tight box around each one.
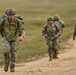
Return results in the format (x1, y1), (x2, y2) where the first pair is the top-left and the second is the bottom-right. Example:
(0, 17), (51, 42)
(42, 28), (45, 31)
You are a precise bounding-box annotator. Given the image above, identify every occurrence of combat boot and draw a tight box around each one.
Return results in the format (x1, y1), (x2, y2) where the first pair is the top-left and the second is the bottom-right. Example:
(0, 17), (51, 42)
(53, 54), (58, 59)
(49, 54), (53, 61)
(4, 64), (9, 72)
(10, 67), (15, 72)
(10, 63), (15, 72)
(49, 57), (52, 61)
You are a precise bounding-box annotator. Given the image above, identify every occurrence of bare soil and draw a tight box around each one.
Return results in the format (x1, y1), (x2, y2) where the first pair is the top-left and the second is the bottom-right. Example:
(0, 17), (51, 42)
(0, 38), (76, 75)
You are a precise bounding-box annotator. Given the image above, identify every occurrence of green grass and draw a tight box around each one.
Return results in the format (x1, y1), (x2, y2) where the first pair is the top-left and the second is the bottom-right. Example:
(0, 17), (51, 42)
(0, 0), (76, 63)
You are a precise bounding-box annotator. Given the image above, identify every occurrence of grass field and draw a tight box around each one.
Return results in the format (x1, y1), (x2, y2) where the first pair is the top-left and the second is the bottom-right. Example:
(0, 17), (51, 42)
(0, 0), (76, 64)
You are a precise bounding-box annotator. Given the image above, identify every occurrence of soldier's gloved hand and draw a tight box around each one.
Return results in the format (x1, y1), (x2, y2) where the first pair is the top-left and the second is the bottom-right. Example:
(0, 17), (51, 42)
(44, 34), (48, 37)
(19, 36), (24, 41)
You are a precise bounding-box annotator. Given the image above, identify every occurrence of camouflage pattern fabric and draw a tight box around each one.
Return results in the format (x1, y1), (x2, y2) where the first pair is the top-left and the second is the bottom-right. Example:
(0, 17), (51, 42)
(2, 39), (19, 66)
(54, 20), (65, 34)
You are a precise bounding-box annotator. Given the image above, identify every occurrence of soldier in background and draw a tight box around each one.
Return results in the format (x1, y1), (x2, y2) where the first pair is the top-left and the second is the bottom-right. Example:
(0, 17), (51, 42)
(42, 16), (61, 61)
(0, 8), (25, 72)
(54, 15), (65, 32)
(54, 15), (65, 52)
(73, 24), (76, 40)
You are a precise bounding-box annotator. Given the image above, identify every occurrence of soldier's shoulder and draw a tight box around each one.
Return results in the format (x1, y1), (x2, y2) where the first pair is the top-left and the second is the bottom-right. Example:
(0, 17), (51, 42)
(54, 23), (60, 29)
(1, 17), (7, 23)
(54, 22), (58, 26)
(14, 16), (21, 22)
(2, 14), (7, 19)
(14, 15), (23, 20)
(54, 21), (59, 23)
(59, 20), (64, 24)
(43, 23), (48, 27)
(54, 21), (60, 25)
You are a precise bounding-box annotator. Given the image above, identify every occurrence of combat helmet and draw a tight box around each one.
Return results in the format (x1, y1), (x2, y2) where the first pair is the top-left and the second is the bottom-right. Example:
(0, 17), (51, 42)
(54, 15), (60, 21)
(47, 16), (54, 21)
(5, 8), (15, 15)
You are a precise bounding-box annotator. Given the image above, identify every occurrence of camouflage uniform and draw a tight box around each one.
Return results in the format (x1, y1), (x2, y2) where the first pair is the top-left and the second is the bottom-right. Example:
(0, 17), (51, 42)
(0, 8), (25, 72)
(42, 17), (61, 61)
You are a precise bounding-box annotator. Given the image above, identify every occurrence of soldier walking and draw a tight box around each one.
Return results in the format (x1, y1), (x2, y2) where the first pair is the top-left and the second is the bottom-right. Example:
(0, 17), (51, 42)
(0, 8), (25, 72)
(42, 16), (61, 61)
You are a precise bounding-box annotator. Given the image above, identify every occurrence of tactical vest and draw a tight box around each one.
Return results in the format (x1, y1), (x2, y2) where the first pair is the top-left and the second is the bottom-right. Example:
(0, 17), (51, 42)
(46, 24), (56, 38)
(3, 17), (20, 41)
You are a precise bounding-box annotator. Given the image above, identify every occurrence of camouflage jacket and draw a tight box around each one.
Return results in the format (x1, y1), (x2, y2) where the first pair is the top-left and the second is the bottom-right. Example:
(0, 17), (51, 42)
(0, 16), (25, 41)
(42, 23), (61, 40)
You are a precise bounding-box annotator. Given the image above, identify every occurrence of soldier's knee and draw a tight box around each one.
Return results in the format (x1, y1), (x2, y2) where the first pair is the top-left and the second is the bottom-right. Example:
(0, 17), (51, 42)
(11, 42), (19, 51)
(48, 47), (52, 54)
(11, 52), (16, 58)
(4, 52), (10, 59)
(11, 51), (16, 62)
(2, 43), (10, 53)
(53, 48), (59, 54)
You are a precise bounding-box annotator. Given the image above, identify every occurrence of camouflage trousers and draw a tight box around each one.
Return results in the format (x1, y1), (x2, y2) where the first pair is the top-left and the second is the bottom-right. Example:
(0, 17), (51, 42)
(57, 37), (61, 47)
(2, 39), (19, 68)
(46, 38), (59, 58)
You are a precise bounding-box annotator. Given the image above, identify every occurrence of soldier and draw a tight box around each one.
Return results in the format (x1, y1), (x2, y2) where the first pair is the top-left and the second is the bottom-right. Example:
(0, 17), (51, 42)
(54, 15), (65, 51)
(42, 16), (61, 61)
(73, 24), (76, 40)
(0, 8), (25, 72)
(54, 15), (65, 32)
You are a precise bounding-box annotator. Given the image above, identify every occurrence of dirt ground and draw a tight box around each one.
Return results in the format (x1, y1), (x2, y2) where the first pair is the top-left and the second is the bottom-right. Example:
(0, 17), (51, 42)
(0, 38), (76, 75)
